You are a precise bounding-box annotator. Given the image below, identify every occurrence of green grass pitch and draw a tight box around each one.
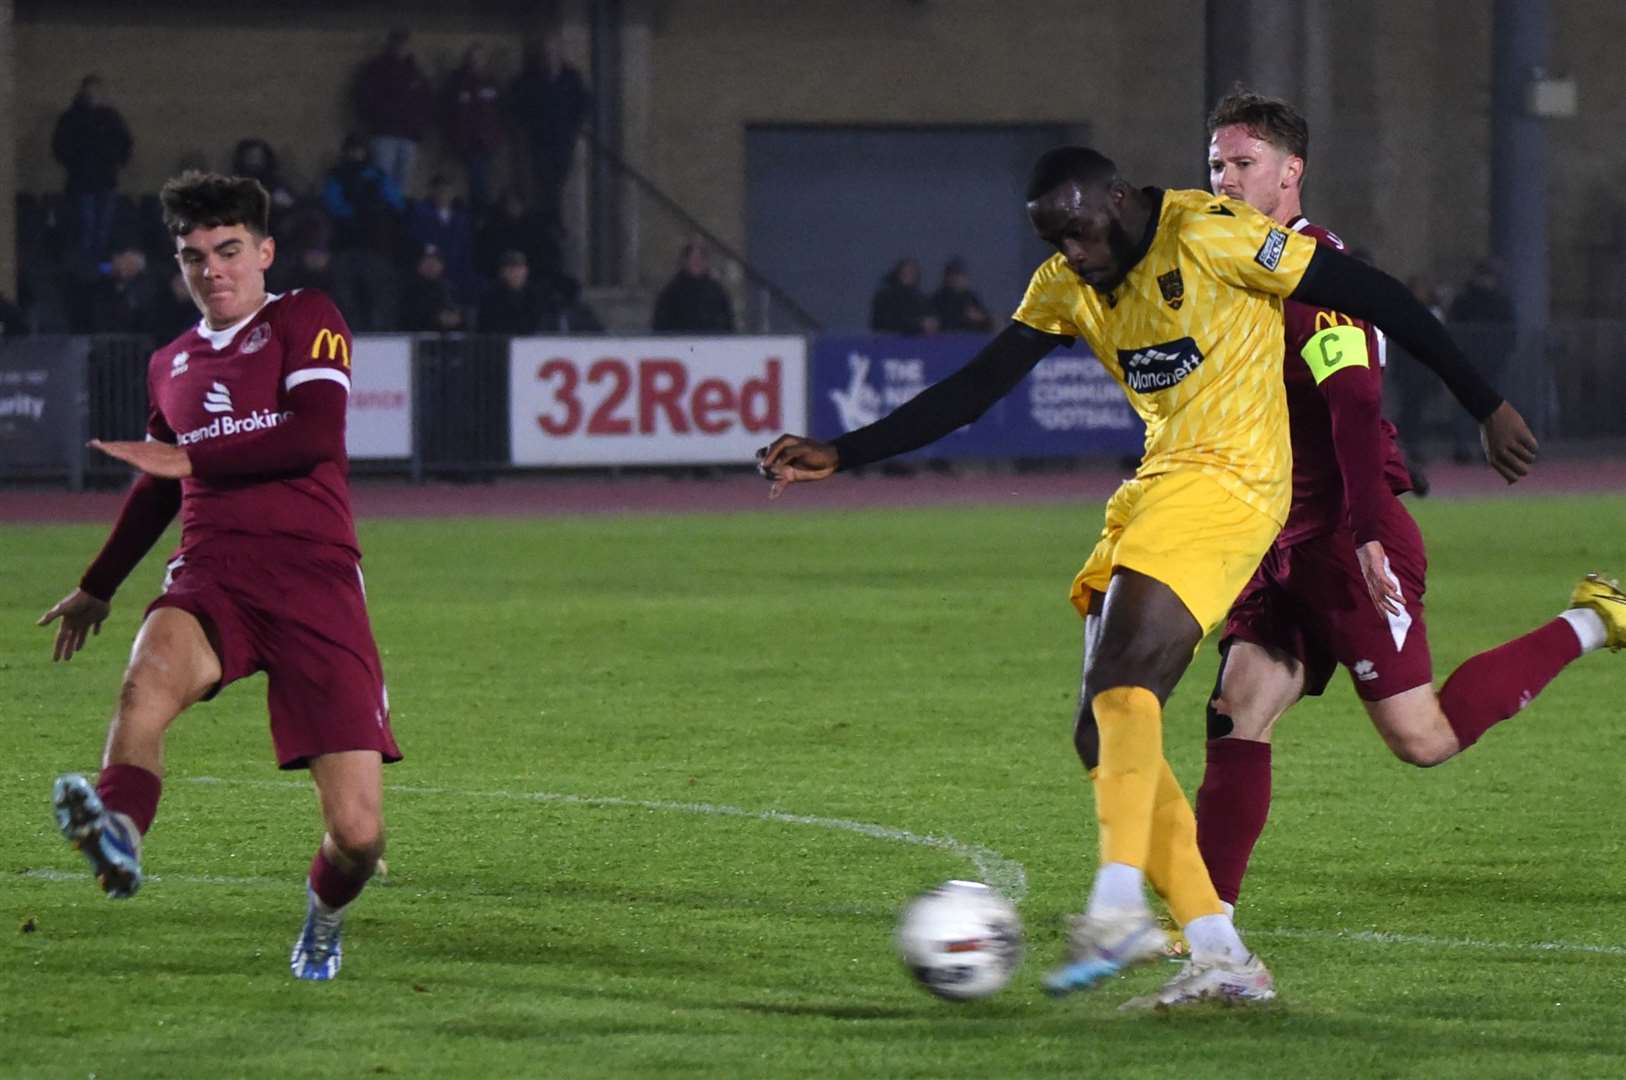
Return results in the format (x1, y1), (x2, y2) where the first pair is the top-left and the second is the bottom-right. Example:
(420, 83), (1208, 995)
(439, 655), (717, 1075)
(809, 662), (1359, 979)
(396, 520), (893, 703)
(3, 493), (1625, 1078)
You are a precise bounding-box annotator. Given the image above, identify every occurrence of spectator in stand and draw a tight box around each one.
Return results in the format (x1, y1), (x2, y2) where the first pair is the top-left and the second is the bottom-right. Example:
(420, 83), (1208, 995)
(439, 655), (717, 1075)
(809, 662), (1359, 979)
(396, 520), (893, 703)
(231, 138), (297, 217)
(322, 136), (403, 330)
(479, 249), (552, 335)
(869, 257), (938, 335)
(354, 28), (434, 196)
(150, 269), (201, 341)
(401, 243), (465, 333)
(509, 37), (590, 230)
(271, 245), (340, 298)
(442, 44), (504, 210)
(1448, 258), (1516, 463)
(931, 256), (994, 333)
(52, 75), (133, 264)
(652, 239), (734, 333)
(322, 134), (405, 251)
(85, 241), (158, 334)
(406, 173), (476, 295)
(474, 187), (560, 281)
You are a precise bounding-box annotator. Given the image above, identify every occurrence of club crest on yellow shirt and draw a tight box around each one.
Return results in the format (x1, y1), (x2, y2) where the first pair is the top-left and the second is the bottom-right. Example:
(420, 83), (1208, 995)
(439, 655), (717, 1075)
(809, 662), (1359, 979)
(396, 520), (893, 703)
(1157, 268), (1184, 310)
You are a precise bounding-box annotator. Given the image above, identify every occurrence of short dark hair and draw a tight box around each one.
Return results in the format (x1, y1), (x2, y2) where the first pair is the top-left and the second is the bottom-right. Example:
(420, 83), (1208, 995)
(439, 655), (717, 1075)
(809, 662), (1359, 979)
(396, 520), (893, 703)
(160, 171), (271, 238)
(1207, 89), (1309, 161)
(1025, 147), (1118, 202)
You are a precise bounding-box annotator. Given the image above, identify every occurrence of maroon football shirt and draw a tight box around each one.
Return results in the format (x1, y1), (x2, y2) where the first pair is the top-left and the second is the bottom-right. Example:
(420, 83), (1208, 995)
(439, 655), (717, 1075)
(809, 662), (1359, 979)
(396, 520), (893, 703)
(1276, 219), (1413, 546)
(145, 289), (358, 560)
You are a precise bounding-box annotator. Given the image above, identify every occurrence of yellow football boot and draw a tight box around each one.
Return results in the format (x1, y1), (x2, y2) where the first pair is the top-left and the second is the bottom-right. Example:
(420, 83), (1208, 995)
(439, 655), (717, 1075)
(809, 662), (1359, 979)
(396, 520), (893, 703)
(1570, 573), (1626, 651)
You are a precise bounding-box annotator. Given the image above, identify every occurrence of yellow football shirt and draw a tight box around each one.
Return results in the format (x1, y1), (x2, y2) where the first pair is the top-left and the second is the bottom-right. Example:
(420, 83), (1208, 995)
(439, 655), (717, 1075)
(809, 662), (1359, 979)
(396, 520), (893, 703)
(1013, 188), (1317, 524)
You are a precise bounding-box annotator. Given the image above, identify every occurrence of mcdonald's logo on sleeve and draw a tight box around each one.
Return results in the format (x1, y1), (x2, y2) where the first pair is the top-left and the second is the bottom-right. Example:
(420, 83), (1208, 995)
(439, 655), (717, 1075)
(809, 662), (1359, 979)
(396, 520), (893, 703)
(310, 328), (351, 368)
(1313, 310), (1356, 332)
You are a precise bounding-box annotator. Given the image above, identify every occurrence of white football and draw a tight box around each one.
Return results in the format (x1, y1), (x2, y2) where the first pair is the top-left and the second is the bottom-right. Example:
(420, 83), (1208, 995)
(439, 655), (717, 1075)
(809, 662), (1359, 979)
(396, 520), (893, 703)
(895, 880), (1023, 1000)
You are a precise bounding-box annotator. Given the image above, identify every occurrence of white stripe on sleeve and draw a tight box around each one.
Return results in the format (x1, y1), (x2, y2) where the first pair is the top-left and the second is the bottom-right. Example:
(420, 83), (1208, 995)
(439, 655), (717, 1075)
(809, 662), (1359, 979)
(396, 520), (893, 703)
(284, 368), (351, 393)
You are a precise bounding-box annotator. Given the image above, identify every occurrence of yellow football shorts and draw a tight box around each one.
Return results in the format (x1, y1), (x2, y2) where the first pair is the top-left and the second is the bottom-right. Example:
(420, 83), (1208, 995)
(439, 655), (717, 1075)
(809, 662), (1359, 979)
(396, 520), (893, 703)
(1070, 470), (1283, 635)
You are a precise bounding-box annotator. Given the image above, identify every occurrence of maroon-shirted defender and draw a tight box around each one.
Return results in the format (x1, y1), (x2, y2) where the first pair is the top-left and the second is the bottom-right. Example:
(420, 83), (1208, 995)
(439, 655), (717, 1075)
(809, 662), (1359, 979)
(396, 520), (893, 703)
(1192, 92), (1617, 914)
(39, 171), (398, 981)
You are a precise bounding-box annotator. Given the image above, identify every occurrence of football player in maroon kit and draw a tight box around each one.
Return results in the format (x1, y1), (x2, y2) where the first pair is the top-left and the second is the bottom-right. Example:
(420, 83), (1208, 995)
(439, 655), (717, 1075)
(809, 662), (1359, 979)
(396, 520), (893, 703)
(1191, 91), (1625, 916)
(37, 172), (399, 981)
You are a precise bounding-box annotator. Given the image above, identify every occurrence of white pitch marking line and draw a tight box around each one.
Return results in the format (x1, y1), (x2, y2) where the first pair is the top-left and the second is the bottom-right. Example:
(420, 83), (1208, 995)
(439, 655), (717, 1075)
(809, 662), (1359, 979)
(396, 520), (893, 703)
(1250, 926), (1626, 959)
(29, 776), (1624, 961)
(184, 775), (1031, 902)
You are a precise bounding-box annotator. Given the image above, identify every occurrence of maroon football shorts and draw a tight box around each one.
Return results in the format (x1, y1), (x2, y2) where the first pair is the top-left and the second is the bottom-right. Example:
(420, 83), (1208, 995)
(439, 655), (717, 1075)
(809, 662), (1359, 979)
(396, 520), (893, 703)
(1221, 498), (1432, 701)
(146, 539), (402, 769)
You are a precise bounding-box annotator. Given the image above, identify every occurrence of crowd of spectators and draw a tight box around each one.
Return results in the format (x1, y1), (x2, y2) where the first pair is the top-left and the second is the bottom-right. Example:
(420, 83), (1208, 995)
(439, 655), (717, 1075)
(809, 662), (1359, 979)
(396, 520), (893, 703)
(10, 29), (601, 340)
(868, 255), (994, 336)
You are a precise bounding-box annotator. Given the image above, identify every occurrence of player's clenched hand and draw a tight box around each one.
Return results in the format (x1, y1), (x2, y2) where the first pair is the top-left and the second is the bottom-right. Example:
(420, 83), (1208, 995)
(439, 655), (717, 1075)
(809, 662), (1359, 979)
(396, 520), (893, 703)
(1355, 540), (1403, 618)
(88, 439), (193, 479)
(37, 588), (111, 662)
(755, 435), (839, 500)
(1480, 401), (1537, 484)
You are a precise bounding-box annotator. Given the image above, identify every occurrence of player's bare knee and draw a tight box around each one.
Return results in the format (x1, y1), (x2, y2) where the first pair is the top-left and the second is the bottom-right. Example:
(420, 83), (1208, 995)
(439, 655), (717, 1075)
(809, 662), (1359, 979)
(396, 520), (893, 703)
(1388, 732), (1455, 768)
(1087, 636), (1187, 702)
(328, 815), (385, 867)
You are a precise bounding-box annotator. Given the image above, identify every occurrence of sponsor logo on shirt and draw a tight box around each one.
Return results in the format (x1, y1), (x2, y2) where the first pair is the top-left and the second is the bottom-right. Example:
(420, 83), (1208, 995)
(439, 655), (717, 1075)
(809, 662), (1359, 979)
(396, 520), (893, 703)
(176, 408), (292, 446)
(1116, 337), (1205, 393)
(310, 328), (350, 369)
(171, 351), (190, 378)
(241, 323), (272, 354)
(203, 381), (234, 414)
(177, 380), (291, 446)
(1255, 228), (1289, 271)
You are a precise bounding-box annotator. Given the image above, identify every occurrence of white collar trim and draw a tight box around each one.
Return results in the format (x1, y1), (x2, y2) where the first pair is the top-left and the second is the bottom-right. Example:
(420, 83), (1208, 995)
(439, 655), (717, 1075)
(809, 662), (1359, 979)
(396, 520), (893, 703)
(197, 292), (280, 351)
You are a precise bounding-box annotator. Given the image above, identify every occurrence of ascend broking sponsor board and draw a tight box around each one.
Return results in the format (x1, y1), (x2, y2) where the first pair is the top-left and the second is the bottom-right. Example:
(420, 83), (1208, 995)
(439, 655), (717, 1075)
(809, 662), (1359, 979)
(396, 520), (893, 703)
(346, 335), (413, 460)
(809, 334), (1143, 459)
(509, 337), (807, 466)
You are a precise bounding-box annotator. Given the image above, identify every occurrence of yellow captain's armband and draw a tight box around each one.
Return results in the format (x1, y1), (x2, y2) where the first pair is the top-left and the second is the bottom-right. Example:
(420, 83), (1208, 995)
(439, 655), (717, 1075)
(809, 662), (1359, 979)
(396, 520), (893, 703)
(1300, 324), (1369, 384)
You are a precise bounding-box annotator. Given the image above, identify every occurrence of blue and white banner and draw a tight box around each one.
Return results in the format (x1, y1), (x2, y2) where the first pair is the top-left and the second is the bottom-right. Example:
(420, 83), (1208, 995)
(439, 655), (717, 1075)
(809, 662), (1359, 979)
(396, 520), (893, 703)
(809, 334), (1143, 459)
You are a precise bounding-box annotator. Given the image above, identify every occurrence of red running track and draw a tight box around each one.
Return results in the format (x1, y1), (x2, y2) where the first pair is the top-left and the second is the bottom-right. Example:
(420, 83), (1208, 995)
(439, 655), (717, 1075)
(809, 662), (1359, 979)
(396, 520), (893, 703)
(2, 458), (1622, 525)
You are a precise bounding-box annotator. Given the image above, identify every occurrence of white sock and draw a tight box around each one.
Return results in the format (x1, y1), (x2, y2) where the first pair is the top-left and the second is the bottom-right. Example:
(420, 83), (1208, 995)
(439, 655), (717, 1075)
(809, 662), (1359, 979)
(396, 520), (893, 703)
(1085, 862), (1148, 918)
(1222, 900), (1235, 920)
(1560, 608), (1607, 655)
(1183, 913), (1249, 963)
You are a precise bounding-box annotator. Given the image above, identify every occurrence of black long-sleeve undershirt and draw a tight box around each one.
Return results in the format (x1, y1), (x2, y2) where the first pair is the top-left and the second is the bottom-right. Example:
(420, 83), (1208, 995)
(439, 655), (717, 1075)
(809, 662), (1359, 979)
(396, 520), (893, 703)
(1292, 246), (1503, 421)
(830, 322), (1067, 470)
(829, 246), (1506, 473)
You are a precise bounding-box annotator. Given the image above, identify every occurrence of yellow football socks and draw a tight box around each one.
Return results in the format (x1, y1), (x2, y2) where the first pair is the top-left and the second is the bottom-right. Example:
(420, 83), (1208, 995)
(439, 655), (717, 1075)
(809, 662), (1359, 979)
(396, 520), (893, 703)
(1091, 686), (1163, 869)
(1091, 686), (1224, 924)
(1144, 758), (1225, 925)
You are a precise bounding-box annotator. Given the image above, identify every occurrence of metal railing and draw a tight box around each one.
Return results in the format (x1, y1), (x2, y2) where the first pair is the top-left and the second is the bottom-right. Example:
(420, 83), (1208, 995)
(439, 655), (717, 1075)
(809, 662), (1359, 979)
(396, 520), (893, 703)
(7, 322), (1626, 491)
(578, 128), (824, 335)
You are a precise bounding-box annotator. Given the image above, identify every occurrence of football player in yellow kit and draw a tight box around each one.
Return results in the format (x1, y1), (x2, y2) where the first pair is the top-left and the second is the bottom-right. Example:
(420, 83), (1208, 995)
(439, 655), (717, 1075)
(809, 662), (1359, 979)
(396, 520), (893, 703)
(757, 146), (1534, 1008)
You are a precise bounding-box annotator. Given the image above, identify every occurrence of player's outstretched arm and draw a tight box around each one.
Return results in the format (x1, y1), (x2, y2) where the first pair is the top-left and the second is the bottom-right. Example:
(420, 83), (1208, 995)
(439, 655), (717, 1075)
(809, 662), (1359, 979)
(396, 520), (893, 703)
(37, 588), (111, 663)
(45, 470), (182, 660)
(757, 322), (1066, 498)
(756, 322), (1064, 497)
(1291, 247), (1538, 483)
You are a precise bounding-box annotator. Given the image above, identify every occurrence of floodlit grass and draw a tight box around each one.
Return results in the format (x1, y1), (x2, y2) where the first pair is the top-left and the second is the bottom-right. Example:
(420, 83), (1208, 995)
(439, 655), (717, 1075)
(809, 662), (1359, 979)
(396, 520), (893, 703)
(4, 494), (1625, 1078)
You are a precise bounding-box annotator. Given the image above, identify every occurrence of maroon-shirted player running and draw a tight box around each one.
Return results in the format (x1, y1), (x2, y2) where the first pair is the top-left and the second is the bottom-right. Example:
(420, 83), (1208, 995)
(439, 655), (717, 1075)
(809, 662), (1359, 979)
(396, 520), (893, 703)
(38, 172), (399, 981)
(1189, 92), (1625, 916)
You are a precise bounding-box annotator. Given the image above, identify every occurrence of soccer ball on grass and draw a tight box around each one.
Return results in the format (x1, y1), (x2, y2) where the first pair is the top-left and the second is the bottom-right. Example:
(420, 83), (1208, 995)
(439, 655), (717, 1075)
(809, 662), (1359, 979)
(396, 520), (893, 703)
(895, 880), (1023, 1000)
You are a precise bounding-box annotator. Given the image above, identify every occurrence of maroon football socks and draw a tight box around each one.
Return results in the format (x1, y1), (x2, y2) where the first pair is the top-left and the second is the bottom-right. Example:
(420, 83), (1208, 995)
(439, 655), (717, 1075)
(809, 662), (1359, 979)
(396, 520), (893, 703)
(1194, 737), (1273, 908)
(309, 848), (371, 910)
(95, 764), (162, 835)
(1439, 617), (1584, 750)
